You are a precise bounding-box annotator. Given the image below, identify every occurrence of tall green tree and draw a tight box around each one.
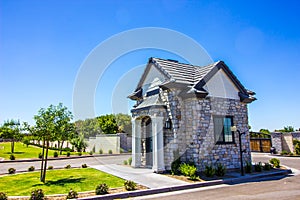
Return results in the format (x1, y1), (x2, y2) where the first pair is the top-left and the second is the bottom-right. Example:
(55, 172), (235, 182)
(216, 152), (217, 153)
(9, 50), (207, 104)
(33, 103), (74, 183)
(97, 114), (118, 134)
(75, 118), (101, 138)
(70, 133), (87, 152)
(259, 129), (270, 134)
(0, 119), (22, 153)
(115, 113), (132, 134)
(276, 126), (295, 133)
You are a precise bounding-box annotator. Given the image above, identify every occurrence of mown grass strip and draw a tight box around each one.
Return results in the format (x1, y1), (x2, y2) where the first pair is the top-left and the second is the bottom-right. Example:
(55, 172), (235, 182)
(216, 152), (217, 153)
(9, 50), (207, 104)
(0, 168), (124, 196)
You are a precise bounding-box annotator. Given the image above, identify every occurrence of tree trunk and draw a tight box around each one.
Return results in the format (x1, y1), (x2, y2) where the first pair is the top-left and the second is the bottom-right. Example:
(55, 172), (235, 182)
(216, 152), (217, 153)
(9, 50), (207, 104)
(11, 140), (14, 153)
(40, 139), (45, 182)
(60, 140), (64, 155)
(42, 140), (49, 183)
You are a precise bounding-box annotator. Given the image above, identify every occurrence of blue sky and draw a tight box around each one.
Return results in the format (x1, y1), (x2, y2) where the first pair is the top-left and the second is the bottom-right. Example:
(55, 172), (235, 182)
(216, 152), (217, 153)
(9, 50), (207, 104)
(0, 0), (299, 131)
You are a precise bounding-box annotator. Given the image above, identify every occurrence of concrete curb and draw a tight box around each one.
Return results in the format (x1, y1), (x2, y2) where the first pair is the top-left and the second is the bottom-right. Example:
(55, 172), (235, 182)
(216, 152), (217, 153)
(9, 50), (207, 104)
(78, 169), (292, 200)
(0, 153), (131, 163)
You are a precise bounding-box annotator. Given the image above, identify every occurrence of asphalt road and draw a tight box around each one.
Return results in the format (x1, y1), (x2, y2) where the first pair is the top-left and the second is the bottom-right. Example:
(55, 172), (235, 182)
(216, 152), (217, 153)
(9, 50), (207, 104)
(0, 154), (131, 174)
(133, 153), (300, 200)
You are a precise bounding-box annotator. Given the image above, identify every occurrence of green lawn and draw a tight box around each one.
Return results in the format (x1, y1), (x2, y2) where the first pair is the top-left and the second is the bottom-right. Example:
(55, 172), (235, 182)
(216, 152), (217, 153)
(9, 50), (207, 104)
(0, 168), (125, 196)
(0, 142), (85, 160)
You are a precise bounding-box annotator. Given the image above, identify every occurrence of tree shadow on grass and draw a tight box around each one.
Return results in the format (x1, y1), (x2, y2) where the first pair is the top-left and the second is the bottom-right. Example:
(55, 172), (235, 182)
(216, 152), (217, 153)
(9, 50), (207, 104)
(33, 177), (86, 187)
(3, 151), (25, 155)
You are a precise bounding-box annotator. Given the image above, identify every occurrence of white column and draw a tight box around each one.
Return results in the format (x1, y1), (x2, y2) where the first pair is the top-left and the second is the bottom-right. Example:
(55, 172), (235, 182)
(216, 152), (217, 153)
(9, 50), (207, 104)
(131, 118), (142, 168)
(152, 116), (165, 172)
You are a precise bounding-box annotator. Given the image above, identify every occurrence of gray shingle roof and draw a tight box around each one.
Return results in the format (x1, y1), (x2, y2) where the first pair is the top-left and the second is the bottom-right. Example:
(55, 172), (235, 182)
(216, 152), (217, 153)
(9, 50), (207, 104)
(152, 58), (217, 85)
(129, 57), (256, 104)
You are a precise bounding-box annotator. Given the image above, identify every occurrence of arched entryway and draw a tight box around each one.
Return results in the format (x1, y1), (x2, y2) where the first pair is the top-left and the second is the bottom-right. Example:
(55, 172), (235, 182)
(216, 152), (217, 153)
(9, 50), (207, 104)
(141, 116), (153, 168)
(131, 115), (165, 172)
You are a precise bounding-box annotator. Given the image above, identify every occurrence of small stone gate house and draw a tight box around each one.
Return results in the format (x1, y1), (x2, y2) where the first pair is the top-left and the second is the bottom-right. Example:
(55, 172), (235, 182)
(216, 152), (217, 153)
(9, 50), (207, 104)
(128, 57), (256, 172)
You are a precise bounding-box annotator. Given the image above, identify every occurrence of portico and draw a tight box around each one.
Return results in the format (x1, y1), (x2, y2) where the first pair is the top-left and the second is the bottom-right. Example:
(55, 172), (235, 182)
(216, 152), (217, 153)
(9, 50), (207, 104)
(131, 114), (165, 172)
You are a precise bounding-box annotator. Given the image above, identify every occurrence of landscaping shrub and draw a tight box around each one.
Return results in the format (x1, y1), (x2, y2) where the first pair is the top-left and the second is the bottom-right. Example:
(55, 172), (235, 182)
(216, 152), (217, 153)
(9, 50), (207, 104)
(179, 163), (197, 180)
(8, 168), (16, 174)
(82, 164), (88, 168)
(280, 150), (289, 156)
(95, 183), (109, 195)
(66, 151), (71, 157)
(123, 160), (128, 165)
(65, 164), (71, 169)
(128, 157), (132, 165)
(9, 154), (15, 160)
(53, 151), (59, 157)
(293, 139), (300, 155)
(99, 149), (103, 154)
(264, 163), (272, 171)
(124, 180), (137, 191)
(254, 162), (263, 172)
(30, 189), (44, 200)
(245, 161), (252, 173)
(270, 158), (280, 168)
(77, 152), (82, 156)
(89, 151), (93, 155)
(204, 165), (215, 177)
(108, 149), (113, 154)
(215, 163), (226, 177)
(28, 166), (35, 172)
(38, 153), (42, 159)
(48, 166), (54, 170)
(0, 192), (8, 200)
(66, 189), (78, 199)
(64, 147), (73, 152)
(22, 137), (30, 147)
(92, 145), (96, 153)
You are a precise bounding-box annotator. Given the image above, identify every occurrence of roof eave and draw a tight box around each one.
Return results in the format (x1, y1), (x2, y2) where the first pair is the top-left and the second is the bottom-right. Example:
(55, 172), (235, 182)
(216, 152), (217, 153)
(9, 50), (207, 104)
(239, 92), (257, 104)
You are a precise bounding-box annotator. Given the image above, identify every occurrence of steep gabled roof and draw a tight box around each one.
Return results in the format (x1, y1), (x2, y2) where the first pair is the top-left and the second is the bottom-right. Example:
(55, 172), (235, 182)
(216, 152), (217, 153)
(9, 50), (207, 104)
(129, 57), (256, 103)
(151, 57), (217, 85)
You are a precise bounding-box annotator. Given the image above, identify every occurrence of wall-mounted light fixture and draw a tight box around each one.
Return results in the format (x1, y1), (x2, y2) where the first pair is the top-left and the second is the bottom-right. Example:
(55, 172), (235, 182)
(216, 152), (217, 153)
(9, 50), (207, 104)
(164, 117), (172, 129)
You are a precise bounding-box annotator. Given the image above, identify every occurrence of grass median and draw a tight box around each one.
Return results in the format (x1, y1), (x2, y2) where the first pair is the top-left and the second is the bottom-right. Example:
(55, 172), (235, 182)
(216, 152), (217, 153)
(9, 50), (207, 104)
(0, 168), (125, 196)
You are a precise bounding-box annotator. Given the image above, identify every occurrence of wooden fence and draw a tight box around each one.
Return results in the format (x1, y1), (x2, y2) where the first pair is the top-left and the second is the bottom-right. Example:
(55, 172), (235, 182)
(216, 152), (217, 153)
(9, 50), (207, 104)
(250, 133), (272, 153)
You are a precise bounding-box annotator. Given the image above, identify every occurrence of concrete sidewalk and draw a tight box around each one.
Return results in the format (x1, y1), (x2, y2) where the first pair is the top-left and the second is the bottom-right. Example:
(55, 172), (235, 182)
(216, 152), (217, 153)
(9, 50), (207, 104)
(83, 165), (292, 200)
(91, 164), (187, 189)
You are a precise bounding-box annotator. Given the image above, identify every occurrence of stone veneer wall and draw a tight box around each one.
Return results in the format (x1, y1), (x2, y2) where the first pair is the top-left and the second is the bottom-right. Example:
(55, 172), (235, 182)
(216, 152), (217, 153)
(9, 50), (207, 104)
(118, 133), (132, 152)
(132, 89), (251, 171)
(86, 134), (120, 154)
(271, 132), (300, 153)
(271, 132), (282, 153)
(282, 134), (293, 152)
(162, 89), (251, 171)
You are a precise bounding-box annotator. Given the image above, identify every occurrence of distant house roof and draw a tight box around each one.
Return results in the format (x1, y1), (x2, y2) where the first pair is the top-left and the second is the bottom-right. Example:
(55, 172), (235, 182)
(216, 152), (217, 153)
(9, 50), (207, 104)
(129, 57), (256, 103)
